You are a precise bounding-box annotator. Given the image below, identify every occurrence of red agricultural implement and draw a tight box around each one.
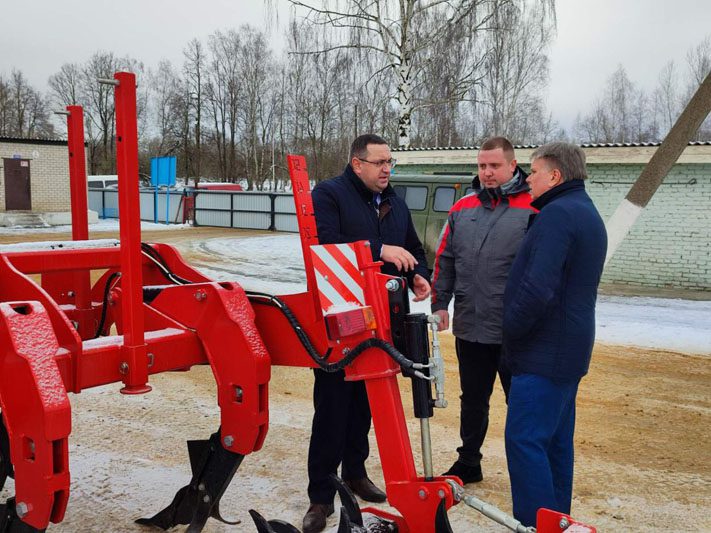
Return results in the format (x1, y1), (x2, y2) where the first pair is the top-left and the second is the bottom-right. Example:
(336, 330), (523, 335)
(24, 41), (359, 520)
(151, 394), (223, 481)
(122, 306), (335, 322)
(0, 72), (595, 533)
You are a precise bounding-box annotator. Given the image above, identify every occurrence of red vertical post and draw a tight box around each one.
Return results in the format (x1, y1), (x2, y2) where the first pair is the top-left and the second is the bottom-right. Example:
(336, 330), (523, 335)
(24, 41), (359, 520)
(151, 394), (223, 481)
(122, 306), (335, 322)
(287, 155), (322, 317)
(64, 106), (94, 339)
(112, 71), (151, 394)
(66, 105), (89, 241)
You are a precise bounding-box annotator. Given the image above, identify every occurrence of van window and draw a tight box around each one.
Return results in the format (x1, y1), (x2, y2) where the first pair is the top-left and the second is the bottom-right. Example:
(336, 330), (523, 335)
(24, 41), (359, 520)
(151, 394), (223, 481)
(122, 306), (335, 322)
(393, 185), (428, 211)
(433, 187), (456, 212)
(88, 179), (119, 189)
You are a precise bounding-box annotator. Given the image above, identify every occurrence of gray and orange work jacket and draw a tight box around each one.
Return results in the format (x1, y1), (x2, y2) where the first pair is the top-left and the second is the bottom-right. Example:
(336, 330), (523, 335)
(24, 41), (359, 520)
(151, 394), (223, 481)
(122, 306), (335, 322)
(431, 169), (536, 344)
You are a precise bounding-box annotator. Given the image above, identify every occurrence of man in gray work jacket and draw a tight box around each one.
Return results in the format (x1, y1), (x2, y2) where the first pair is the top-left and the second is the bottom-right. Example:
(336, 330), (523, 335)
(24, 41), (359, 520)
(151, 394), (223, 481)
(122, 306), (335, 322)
(431, 136), (536, 483)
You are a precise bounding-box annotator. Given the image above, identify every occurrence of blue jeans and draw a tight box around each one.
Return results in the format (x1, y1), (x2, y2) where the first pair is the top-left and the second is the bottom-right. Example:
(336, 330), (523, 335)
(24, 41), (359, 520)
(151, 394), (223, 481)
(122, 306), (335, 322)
(505, 373), (580, 527)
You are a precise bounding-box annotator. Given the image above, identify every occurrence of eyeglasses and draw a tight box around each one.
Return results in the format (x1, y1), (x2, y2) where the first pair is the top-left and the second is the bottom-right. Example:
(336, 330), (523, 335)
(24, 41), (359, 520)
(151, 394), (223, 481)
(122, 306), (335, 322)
(357, 157), (397, 169)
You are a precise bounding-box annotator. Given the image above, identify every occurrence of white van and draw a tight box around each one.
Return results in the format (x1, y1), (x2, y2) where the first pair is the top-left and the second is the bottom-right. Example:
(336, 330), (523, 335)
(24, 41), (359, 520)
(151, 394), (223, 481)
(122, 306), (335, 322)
(87, 175), (119, 189)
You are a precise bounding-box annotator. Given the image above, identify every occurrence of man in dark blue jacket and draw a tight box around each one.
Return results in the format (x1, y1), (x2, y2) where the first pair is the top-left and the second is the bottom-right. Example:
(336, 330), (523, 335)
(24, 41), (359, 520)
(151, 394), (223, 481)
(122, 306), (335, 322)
(502, 142), (607, 527)
(302, 134), (430, 533)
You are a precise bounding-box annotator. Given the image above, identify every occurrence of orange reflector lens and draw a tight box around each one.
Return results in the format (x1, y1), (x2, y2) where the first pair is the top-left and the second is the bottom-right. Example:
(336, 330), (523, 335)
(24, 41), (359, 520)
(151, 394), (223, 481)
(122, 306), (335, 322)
(325, 306), (377, 339)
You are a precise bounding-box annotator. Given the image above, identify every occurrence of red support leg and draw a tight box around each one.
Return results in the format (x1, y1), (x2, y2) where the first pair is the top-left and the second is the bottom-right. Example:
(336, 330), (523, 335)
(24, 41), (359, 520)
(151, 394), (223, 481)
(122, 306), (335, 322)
(0, 301), (71, 530)
(112, 72), (150, 394)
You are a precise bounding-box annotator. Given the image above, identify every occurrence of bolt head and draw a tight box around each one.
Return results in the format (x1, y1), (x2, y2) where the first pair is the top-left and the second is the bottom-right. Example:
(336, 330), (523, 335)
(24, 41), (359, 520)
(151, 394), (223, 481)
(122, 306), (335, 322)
(223, 435), (234, 447)
(418, 489), (427, 500)
(119, 362), (129, 375)
(16, 502), (29, 518)
(385, 279), (400, 292)
(203, 494), (210, 503)
(559, 517), (570, 529)
(437, 489), (445, 498)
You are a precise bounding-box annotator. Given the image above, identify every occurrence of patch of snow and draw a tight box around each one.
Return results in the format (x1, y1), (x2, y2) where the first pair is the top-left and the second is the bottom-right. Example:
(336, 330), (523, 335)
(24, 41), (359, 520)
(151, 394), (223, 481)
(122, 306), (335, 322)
(188, 234), (711, 355)
(0, 219), (190, 235)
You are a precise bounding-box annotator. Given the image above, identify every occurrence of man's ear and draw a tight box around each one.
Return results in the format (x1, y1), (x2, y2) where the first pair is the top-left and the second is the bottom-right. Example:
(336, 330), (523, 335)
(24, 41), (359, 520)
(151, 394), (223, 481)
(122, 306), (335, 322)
(351, 157), (362, 174)
(551, 168), (563, 185)
(509, 158), (518, 174)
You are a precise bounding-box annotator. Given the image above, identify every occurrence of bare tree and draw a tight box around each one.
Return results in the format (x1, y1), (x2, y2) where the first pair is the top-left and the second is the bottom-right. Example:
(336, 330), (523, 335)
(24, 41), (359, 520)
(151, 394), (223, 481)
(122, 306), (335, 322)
(575, 66), (650, 143)
(475, 0), (555, 143)
(238, 25), (274, 190)
(184, 39), (206, 184)
(653, 61), (681, 134)
(685, 36), (711, 140)
(285, 21), (353, 182)
(0, 70), (54, 138)
(49, 52), (144, 173)
(274, 0), (539, 148)
(204, 31), (240, 183)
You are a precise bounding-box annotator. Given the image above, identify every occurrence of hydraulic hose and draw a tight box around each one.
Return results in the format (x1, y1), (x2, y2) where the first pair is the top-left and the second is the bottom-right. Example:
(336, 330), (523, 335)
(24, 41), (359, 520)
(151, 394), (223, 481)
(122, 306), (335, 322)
(246, 291), (427, 378)
(132, 247), (425, 379)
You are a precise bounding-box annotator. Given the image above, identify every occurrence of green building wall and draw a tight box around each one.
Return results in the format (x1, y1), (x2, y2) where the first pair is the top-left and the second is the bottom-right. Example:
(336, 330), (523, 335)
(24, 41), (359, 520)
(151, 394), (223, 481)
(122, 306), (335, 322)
(395, 162), (711, 292)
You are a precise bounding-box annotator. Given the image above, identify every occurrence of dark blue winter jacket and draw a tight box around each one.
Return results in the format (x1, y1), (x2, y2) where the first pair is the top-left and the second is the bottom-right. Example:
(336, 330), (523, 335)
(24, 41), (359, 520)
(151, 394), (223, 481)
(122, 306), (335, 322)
(502, 180), (607, 380)
(312, 164), (429, 285)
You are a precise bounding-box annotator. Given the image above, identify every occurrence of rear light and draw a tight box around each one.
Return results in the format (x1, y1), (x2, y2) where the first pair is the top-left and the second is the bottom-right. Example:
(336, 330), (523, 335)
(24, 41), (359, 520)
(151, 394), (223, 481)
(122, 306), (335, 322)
(324, 306), (377, 339)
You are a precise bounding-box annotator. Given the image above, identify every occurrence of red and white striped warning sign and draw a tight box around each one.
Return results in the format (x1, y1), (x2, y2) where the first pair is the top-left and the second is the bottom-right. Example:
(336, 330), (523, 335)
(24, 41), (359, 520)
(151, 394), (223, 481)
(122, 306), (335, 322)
(310, 243), (365, 313)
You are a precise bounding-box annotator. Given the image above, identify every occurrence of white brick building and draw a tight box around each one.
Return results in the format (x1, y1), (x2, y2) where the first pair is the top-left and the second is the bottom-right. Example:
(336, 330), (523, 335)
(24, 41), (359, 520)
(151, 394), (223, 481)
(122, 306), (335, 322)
(0, 136), (78, 225)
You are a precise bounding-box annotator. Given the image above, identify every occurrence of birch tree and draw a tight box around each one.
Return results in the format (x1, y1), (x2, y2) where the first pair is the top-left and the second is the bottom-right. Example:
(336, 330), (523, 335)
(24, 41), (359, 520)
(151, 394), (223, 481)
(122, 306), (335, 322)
(276, 0), (510, 148)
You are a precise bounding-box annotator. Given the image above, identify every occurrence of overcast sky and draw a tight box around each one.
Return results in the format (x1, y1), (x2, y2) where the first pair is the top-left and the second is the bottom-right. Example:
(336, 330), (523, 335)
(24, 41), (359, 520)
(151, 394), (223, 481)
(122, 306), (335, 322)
(1, 0), (709, 133)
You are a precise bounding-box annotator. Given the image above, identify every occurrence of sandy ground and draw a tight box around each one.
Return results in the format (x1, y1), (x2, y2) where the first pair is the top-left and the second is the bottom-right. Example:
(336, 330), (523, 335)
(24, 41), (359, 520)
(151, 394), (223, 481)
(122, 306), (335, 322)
(1, 226), (709, 532)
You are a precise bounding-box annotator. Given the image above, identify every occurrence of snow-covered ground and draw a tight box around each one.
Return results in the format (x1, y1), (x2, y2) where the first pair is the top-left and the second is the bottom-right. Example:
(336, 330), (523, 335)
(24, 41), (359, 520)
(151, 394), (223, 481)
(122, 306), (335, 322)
(0, 219), (190, 235)
(187, 234), (711, 355)
(1, 225), (708, 354)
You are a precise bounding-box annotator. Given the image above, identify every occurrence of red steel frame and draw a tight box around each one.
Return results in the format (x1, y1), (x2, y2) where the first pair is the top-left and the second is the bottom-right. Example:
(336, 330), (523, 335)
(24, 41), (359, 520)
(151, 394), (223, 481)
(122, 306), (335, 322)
(0, 70), (594, 533)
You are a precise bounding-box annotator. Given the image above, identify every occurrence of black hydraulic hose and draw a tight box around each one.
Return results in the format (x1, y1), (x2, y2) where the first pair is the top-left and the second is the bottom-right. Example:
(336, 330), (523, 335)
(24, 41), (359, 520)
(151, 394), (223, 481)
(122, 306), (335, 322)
(94, 271), (121, 338)
(246, 291), (418, 376)
(140, 242), (193, 285)
(129, 252), (421, 377)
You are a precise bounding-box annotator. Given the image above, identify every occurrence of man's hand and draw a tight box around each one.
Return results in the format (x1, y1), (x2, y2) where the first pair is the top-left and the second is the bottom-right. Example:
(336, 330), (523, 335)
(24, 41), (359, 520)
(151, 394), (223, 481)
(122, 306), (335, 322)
(381, 244), (418, 272)
(411, 274), (431, 302)
(433, 309), (449, 331)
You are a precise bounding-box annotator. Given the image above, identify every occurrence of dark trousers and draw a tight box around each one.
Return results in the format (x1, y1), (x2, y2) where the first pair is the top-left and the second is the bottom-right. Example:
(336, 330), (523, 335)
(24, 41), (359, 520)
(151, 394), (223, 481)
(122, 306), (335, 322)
(505, 374), (580, 527)
(454, 338), (511, 467)
(307, 368), (371, 504)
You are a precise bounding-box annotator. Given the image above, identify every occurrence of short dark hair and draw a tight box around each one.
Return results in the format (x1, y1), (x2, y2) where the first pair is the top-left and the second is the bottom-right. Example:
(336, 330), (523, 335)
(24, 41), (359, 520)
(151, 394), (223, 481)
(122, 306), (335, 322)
(531, 142), (587, 182)
(480, 136), (515, 160)
(350, 134), (389, 161)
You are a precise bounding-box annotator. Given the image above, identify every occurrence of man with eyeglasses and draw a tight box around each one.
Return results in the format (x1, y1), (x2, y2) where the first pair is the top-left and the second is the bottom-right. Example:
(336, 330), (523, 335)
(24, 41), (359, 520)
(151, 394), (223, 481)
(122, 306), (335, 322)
(302, 133), (430, 533)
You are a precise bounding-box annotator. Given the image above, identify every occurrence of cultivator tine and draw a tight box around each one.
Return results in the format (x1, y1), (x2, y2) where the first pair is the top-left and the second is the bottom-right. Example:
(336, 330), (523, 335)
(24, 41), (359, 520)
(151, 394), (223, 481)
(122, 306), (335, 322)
(434, 499), (454, 533)
(330, 474), (363, 527)
(136, 429), (243, 532)
(336, 507), (368, 533)
(248, 510), (300, 533)
(0, 498), (45, 533)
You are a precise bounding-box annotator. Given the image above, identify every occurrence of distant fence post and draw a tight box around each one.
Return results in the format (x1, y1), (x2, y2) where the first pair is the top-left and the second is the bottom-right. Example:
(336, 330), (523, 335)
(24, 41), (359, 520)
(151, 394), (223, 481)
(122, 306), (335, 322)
(269, 193), (276, 231)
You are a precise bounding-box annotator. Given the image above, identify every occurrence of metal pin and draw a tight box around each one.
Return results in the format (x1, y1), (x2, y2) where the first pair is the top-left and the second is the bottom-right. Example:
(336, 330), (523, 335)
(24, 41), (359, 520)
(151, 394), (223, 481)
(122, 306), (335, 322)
(53, 110), (70, 116)
(16, 502), (28, 518)
(97, 78), (120, 86)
